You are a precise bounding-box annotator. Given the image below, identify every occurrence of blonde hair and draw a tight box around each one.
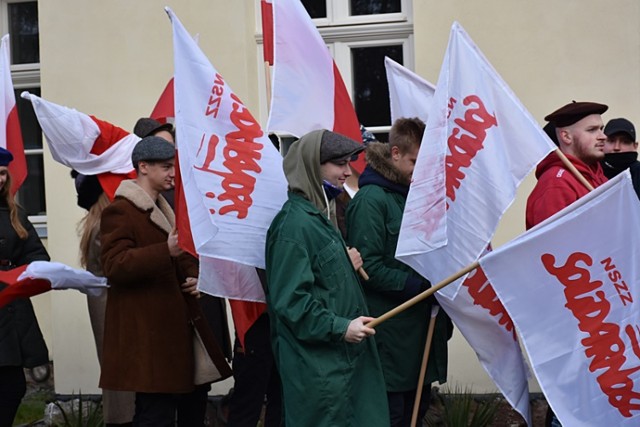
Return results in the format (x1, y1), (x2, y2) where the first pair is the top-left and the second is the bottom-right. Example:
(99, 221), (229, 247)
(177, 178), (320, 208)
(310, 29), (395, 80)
(77, 192), (110, 268)
(0, 172), (28, 240)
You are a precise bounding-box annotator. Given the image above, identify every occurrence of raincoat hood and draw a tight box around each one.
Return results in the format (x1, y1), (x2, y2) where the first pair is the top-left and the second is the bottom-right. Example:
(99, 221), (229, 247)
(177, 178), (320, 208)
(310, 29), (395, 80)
(283, 129), (332, 221)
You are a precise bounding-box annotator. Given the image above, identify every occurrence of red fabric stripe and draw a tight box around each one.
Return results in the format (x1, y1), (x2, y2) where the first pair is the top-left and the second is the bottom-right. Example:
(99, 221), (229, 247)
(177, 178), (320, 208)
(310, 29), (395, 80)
(87, 116), (136, 201)
(229, 299), (267, 348)
(97, 171), (136, 201)
(332, 62), (365, 174)
(0, 265), (47, 309)
(174, 153), (197, 258)
(89, 116), (131, 156)
(150, 78), (175, 123)
(6, 106), (26, 194)
(0, 264), (27, 284)
(0, 278), (52, 308)
(261, 0), (274, 65)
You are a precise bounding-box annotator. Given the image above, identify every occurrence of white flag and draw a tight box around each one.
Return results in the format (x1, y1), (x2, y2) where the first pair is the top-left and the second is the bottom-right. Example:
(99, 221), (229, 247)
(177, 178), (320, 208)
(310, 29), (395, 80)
(480, 171), (640, 426)
(396, 22), (556, 300)
(22, 261), (108, 295)
(386, 61), (531, 424)
(266, 0), (365, 172)
(20, 92), (138, 175)
(167, 8), (288, 301)
(384, 57), (435, 124)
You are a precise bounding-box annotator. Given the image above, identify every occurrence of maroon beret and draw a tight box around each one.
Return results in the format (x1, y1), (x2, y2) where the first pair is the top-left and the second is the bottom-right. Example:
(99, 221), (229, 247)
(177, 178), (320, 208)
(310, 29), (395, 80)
(544, 101), (608, 128)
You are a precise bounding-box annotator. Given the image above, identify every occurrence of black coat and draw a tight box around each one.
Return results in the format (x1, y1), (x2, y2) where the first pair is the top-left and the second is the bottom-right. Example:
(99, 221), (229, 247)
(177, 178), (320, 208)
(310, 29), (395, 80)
(0, 203), (50, 368)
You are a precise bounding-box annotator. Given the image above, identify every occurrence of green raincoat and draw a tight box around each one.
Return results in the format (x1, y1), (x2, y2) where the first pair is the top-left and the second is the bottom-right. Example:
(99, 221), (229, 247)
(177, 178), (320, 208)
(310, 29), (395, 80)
(346, 142), (452, 393)
(265, 130), (389, 427)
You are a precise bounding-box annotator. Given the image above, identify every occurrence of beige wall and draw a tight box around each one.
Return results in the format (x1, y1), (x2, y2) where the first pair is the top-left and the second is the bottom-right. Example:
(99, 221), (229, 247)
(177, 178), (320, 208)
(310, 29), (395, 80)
(34, 0), (640, 396)
(38, 0), (259, 394)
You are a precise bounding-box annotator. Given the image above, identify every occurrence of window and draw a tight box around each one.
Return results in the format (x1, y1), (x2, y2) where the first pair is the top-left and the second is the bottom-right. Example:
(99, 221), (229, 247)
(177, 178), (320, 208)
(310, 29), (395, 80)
(257, 0), (414, 143)
(2, 1), (44, 233)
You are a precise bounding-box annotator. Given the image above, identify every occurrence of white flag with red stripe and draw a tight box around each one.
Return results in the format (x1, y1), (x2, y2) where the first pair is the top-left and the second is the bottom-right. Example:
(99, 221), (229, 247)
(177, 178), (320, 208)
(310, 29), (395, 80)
(480, 171), (640, 426)
(266, 0), (365, 172)
(168, 8), (287, 301)
(20, 92), (139, 198)
(20, 92), (138, 176)
(0, 35), (26, 194)
(388, 62), (531, 424)
(385, 57), (435, 125)
(396, 22), (556, 300)
(0, 261), (107, 308)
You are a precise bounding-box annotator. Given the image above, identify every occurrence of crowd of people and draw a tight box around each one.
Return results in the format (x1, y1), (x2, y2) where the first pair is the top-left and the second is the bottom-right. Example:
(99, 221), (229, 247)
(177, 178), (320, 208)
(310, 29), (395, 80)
(0, 98), (637, 426)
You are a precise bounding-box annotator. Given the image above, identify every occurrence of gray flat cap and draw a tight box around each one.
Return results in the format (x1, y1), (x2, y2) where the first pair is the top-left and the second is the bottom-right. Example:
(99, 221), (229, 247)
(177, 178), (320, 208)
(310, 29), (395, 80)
(131, 136), (175, 167)
(319, 130), (364, 163)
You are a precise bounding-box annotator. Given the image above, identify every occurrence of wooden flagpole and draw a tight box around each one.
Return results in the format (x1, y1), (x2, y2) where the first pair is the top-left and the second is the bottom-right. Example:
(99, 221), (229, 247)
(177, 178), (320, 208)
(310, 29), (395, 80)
(367, 261), (478, 329)
(410, 306), (439, 427)
(554, 148), (594, 191)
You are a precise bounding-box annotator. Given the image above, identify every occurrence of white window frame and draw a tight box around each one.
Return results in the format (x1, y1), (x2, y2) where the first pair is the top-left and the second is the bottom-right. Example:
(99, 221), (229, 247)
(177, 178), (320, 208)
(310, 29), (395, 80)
(311, 0), (412, 27)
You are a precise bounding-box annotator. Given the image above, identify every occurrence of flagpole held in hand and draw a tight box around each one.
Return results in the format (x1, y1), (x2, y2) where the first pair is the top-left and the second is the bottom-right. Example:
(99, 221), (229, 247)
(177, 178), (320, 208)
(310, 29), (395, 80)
(554, 148), (594, 191)
(346, 246), (369, 281)
(410, 305), (439, 427)
(367, 261), (478, 329)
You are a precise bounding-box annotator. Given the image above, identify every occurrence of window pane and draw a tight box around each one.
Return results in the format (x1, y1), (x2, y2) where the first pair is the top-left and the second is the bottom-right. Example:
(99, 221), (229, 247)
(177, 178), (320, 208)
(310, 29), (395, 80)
(350, 0), (401, 16)
(16, 154), (45, 216)
(301, 0), (327, 19)
(352, 45), (403, 127)
(9, 1), (39, 64)
(14, 87), (42, 150)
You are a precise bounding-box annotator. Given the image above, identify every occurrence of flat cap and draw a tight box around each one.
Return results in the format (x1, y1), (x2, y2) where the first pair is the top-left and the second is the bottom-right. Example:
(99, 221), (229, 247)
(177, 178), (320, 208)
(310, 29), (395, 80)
(133, 117), (174, 139)
(319, 130), (364, 163)
(604, 118), (636, 140)
(0, 146), (13, 167)
(131, 136), (175, 166)
(544, 101), (608, 128)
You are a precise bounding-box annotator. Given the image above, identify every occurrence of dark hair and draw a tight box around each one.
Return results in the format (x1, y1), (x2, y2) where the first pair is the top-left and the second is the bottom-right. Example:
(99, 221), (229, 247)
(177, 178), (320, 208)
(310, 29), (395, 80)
(389, 117), (426, 153)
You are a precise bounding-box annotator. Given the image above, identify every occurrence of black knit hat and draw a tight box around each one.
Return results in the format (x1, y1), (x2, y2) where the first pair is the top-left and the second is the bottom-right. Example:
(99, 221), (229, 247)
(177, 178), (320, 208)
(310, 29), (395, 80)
(71, 170), (103, 211)
(319, 130), (364, 163)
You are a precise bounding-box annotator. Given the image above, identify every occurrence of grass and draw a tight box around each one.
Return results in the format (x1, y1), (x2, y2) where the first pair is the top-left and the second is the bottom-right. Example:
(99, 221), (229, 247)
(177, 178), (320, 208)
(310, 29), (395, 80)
(13, 389), (55, 425)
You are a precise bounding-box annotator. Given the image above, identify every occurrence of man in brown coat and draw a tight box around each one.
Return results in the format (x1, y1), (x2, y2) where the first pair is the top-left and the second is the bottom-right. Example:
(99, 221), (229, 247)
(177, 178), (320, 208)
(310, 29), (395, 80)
(100, 136), (212, 426)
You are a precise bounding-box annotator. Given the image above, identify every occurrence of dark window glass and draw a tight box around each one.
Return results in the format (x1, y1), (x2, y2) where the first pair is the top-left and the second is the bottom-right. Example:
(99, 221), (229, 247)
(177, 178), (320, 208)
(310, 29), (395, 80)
(14, 87), (41, 150)
(16, 154), (45, 216)
(301, 0), (327, 19)
(372, 132), (389, 143)
(9, 1), (39, 64)
(350, 0), (401, 16)
(279, 136), (298, 158)
(13, 86), (44, 215)
(352, 45), (403, 127)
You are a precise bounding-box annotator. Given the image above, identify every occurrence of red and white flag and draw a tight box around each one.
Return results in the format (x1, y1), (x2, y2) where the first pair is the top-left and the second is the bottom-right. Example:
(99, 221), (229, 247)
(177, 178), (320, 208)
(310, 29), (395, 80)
(20, 92), (138, 199)
(387, 61), (531, 423)
(0, 35), (26, 194)
(385, 57), (435, 125)
(480, 171), (640, 425)
(396, 22), (555, 300)
(266, 0), (365, 172)
(150, 78), (174, 124)
(0, 261), (107, 308)
(168, 7), (287, 299)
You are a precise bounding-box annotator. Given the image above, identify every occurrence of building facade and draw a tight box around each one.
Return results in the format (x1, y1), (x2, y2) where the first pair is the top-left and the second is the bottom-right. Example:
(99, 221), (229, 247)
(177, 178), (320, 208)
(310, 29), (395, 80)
(14, 0), (639, 394)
